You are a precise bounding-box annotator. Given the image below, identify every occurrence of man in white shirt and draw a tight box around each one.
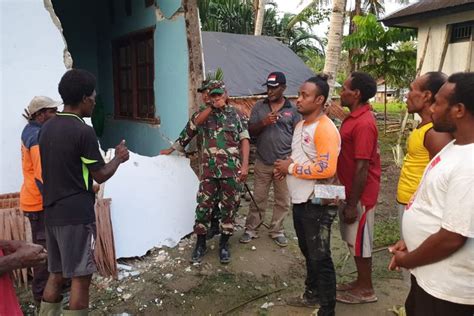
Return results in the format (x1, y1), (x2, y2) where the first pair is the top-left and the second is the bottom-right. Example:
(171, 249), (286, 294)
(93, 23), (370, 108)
(389, 72), (474, 316)
(274, 74), (341, 316)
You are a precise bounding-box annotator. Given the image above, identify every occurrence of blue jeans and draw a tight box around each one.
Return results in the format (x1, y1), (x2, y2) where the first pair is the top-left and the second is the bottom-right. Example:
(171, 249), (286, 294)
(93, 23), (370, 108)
(293, 202), (337, 316)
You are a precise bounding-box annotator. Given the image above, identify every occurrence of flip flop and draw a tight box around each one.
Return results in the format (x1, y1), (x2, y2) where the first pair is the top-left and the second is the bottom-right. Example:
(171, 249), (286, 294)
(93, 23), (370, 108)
(336, 291), (378, 304)
(336, 282), (356, 291)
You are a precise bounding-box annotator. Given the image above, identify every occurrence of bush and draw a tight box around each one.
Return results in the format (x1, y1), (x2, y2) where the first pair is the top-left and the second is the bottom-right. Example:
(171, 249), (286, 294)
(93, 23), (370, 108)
(371, 102), (406, 113)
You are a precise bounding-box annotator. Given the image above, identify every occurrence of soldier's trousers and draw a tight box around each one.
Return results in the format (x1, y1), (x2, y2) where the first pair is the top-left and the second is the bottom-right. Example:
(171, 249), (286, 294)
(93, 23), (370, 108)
(194, 177), (241, 235)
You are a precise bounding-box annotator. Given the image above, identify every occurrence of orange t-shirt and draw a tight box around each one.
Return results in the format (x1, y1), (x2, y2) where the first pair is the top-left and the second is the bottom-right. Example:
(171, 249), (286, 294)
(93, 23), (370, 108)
(20, 122), (43, 212)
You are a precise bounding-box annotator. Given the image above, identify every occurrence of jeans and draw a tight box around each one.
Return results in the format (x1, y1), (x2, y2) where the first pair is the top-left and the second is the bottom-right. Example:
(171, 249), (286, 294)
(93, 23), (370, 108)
(293, 202), (337, 316)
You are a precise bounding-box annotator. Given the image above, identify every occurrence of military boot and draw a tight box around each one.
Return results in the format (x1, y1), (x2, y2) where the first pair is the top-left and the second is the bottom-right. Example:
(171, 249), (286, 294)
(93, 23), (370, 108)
(191, 234), (207, 263)
(219, 234), (231, 264)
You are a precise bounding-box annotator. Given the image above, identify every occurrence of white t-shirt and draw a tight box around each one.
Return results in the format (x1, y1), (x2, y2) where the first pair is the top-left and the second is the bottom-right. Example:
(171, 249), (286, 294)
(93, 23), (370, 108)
(402, 140), (474, 305)
(286, 115), (340, 203)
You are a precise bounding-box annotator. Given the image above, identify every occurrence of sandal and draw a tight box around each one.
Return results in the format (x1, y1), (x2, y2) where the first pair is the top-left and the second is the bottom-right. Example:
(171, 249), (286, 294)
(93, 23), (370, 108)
(336, 290), (378, 304)
(336, 281), (357, 291)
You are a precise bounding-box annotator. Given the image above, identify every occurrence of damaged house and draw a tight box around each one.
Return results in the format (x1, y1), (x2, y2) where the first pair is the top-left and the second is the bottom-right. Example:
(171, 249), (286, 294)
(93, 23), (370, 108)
(1, 0), (204, 193)
(1, 0), (204, 257)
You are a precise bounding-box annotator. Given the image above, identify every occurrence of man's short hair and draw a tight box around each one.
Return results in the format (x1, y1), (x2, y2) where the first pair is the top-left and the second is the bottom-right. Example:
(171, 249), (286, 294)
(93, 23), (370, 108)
(421, 72), (448, 103)
(447, 72), (474, 116)
(306, 74), (330, 103)
(349, 72), (377, 103)
(58, 69), (96, 106)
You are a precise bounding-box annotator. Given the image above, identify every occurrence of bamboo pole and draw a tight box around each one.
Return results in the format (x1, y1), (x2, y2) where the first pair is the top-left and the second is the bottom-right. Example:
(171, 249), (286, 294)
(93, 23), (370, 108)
(466, 32), (473, 72)
(438, 25), (452, 72)
(416, 27), (431, 77)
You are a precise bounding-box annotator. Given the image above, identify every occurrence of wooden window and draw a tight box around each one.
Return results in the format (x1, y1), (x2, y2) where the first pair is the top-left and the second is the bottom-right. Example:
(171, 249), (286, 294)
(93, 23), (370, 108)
(450, 21), (473, 43)
(113, 29), (156, 122)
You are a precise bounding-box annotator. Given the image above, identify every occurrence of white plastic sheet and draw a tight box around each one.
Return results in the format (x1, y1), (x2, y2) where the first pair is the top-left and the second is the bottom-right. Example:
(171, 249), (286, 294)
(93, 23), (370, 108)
(103, 152), (199, 258)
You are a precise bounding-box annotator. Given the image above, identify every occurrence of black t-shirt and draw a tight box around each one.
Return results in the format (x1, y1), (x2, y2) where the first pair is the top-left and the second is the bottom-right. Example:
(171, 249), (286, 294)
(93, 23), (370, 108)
(39, 112), (105, 226)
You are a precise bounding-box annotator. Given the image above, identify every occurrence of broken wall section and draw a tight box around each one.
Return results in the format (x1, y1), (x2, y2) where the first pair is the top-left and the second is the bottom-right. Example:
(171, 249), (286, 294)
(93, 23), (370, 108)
(0, 0), (67, 193)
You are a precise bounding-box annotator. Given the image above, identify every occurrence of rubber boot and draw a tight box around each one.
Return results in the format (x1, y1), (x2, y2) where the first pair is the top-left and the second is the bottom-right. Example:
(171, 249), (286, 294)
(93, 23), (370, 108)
(191, 234), (207, 263)
(219, 234), (231, 264)
(62, 309), (89, 316)
(38, 301), (62, 316)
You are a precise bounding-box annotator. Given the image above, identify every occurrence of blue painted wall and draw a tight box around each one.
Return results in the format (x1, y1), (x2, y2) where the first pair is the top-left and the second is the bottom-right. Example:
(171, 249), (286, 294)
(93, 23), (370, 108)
(97, 0), (190, 156)
(54, 0), (190, 156)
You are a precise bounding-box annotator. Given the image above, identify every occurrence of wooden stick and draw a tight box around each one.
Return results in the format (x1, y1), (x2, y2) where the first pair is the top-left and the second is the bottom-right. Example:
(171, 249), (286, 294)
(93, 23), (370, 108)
(416, 27), (431, 77)
(466, 32), (473, 72)
(221, 288), (284, 315)
(438, 25), (452, 72)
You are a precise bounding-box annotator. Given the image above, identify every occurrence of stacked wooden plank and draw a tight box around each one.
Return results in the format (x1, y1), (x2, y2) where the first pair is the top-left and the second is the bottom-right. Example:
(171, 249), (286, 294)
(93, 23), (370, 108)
(0, 192), (118, 283)
(0, 192), (32, 287)
(94, 198), (118, 279)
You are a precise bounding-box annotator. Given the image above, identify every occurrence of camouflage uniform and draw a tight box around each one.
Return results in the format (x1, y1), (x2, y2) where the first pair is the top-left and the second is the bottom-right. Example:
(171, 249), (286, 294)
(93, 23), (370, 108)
(172, 94), (249, 235)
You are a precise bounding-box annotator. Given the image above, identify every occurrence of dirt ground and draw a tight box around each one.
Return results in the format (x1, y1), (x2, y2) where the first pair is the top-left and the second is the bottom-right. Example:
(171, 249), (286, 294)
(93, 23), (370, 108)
(18, 120), (408, 315)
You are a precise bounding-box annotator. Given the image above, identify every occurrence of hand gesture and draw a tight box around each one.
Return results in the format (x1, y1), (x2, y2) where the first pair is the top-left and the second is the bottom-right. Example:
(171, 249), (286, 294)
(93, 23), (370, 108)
(160, 148), (175, 155)
(262, 112), (279, 126)
(342, 203), (358, 224)
(238, 165), (249, 183)
(22, 108), (31, 121)
(388, 240), (408, 271)
(274, 158), (293, 178)
(14, 242), (47, 269)
(115, 140), (129, 163)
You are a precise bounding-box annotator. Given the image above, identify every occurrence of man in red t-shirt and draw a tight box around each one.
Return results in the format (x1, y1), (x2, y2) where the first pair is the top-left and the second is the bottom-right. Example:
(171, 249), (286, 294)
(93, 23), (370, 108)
(0, 240), (47, 315)
(336, 72), (381, 304)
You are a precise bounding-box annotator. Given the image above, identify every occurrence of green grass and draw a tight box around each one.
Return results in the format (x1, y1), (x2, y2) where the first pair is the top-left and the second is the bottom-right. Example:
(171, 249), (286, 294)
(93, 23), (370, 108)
(374, 218), (400, 248)
(372, 102), (406, 114)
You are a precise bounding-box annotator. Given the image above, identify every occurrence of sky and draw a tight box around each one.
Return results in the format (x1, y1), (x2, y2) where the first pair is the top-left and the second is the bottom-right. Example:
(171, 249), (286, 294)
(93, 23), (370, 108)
(273, 0), (411, 37)
(274, 0), (407, 16)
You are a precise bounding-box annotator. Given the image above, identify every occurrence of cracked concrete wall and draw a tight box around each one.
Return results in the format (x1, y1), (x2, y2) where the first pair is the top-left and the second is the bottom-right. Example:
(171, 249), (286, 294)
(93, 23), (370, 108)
(95, 0), (190, 156)
(0, 0), (67, 193)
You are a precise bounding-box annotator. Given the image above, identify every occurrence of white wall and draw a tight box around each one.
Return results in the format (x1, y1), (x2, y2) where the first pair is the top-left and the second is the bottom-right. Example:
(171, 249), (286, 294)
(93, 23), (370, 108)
(415, 11), (474, 75)
(0, 0), (66, 193)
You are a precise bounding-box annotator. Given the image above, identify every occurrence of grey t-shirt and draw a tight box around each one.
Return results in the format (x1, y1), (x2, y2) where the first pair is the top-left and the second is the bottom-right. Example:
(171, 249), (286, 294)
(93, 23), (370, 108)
(249, 98), (301, 165)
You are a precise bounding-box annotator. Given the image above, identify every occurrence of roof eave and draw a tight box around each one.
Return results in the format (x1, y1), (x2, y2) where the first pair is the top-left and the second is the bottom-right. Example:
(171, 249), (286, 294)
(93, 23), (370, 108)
(381, 3), (474, 28)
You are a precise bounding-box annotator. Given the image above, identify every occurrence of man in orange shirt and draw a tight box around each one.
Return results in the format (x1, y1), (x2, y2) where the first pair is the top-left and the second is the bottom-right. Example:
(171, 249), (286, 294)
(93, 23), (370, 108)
(20, 96), (58, 304)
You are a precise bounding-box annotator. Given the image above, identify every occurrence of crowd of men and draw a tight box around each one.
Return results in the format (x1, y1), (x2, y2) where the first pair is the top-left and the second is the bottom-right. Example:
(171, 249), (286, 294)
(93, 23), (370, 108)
(0, 68), (472, 316)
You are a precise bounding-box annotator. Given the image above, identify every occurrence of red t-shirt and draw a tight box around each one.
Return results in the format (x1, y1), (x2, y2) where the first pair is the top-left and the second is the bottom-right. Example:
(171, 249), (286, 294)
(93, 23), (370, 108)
(0, 249), (23, 316)
(337, 104), (381, 208)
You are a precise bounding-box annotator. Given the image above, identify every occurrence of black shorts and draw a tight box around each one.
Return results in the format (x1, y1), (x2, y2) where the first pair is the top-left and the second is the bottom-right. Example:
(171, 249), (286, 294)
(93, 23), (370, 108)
(45, 223), (97, 278)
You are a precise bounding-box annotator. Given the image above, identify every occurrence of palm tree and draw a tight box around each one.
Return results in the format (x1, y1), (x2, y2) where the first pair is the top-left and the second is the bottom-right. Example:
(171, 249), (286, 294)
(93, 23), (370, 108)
(198, 0), (326, 59)
(323, 0), (346, 97)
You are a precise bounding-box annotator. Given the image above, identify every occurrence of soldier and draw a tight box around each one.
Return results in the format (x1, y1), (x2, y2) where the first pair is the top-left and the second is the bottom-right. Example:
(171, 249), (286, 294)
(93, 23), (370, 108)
(161, 81), (250, 264)
(161, 80), (221, 239)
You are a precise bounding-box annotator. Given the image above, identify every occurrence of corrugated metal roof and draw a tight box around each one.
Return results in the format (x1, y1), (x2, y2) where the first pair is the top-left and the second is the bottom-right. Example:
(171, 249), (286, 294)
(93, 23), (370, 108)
(382, 0), (474, 27)
(202, 32), (316, 97)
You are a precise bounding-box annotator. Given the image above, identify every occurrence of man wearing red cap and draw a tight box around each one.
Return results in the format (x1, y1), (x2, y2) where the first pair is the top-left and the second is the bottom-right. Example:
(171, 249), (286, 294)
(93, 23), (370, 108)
(240, 72), (300, 247)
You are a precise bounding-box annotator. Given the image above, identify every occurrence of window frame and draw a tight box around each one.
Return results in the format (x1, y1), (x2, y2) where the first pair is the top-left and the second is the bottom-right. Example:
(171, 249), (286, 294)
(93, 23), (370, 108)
(449, 20), (473, 44)
(112, 27), (158, 124)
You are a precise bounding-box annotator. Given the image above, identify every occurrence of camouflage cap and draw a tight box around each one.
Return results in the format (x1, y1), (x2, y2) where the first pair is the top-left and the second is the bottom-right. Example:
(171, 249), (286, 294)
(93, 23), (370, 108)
(197, 80), (211, 93)
(208, 80), (226, 95)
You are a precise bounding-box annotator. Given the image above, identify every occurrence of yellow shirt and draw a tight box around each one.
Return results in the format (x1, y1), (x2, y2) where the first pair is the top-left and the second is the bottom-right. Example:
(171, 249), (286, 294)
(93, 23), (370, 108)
(397, 122), (433, 204)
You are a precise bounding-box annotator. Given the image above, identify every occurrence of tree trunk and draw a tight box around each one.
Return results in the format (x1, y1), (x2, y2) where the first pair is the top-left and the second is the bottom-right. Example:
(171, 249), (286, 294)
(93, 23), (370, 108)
(384, 82), (387, 134)
(323, 0), (345, 100)
(254, 0), (265, 36)
(348, 0), (362, 72)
